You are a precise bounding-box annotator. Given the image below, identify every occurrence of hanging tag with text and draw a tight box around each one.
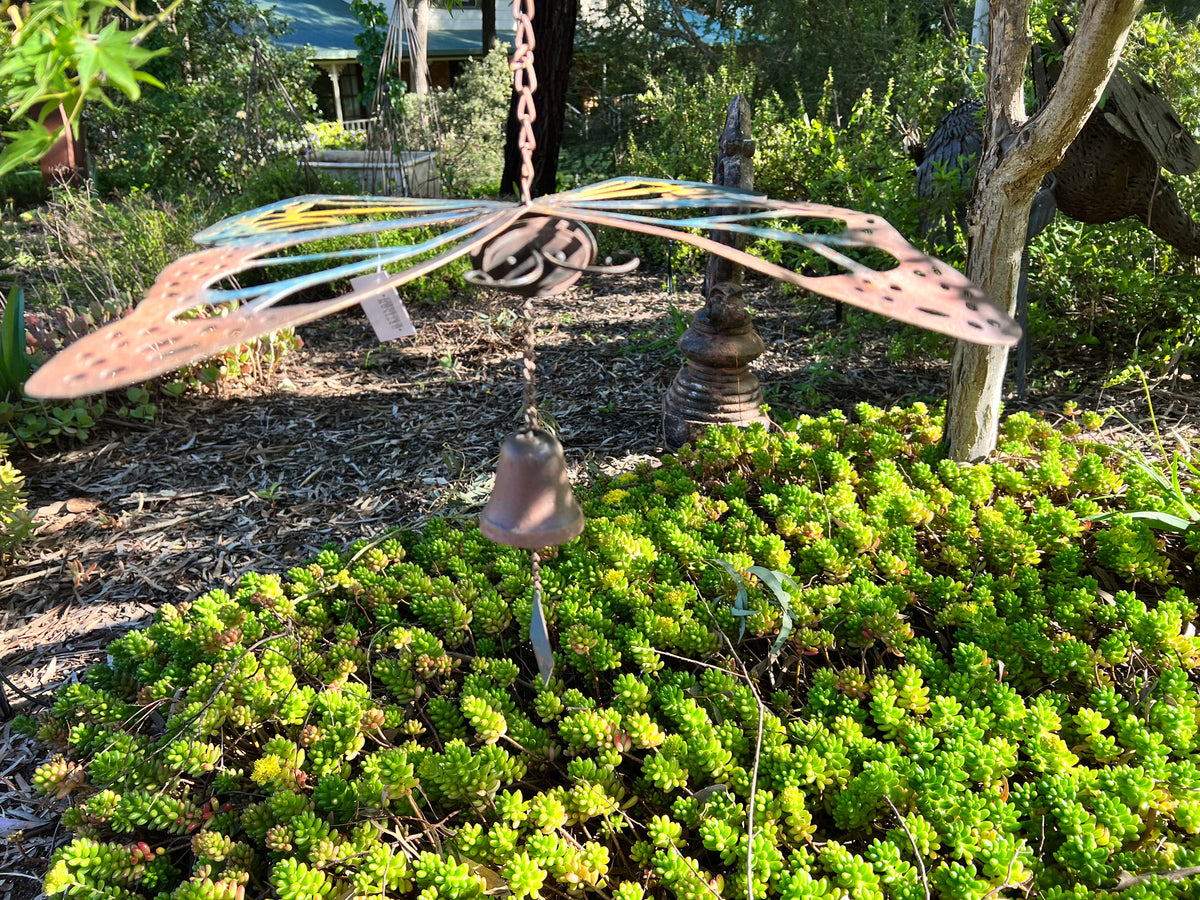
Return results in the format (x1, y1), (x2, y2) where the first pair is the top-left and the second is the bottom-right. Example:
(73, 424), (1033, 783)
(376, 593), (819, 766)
(352, 273), (417, 342)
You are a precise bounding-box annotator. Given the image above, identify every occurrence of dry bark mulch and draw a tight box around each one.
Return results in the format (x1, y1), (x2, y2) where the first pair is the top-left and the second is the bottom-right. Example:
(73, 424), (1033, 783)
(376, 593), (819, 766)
(0, 270), (1195, 896)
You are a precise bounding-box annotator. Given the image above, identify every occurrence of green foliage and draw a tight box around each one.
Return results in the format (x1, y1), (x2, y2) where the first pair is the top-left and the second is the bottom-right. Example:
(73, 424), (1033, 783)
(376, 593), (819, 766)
(731, 0), (926, 116)
(0, 432), (33, 558)
(0, 0), (172, 175)
(87, 0), (318, 198)
(623, 66), (767, 186)
(28, 405), (1200, 899)
(236, 158), (361, 211)
(0, 283), (31, 400)
(956, 12), (1200, 380)
(0, 395), (103, 446)
(0, 188), (301, 444)
(1088, 371), (1200, 539)
(614, 11), (1200, 380)
(356, 41), (510, 197)
(431, 43), (512, 197)
(619, 65), (928, 271)
(0, 167), (49, 210)
(350, 0), (403, 107)
(304, 121), (367, 151)
(12, 188), (214, 315)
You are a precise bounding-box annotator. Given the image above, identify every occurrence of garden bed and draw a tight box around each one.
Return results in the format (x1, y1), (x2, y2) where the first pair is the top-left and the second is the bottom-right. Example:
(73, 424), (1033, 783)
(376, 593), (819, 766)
(0, 270), (1196, 899)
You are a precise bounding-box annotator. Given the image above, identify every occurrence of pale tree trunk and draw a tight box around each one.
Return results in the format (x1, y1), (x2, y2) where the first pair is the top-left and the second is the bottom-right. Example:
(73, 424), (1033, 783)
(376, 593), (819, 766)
(945, 0), (1143, 461)
(411, 0), (430, 96)
(970, 0), (988, 71)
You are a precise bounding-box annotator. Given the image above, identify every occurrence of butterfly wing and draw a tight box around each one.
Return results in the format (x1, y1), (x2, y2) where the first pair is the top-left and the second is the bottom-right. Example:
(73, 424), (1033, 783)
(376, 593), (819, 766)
(25, 196), (524, 398)
(531, 176), (1020, 346)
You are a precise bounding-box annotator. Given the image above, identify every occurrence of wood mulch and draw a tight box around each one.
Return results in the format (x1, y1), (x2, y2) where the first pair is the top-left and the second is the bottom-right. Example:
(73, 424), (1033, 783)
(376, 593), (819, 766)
(0, 269), (1194, 896)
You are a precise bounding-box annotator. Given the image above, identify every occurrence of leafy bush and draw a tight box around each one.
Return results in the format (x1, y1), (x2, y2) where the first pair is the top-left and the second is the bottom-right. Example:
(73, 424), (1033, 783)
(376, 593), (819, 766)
(304, 122), (367, 151)
(359, 42), (511, 198)
(617, 64), (929, 271)
(621, 66), (767, 186)
(429, 43), (512, 197)
(350, 0), (404, 108)
(0, 188), (301, 445)
(10, 187), (215, 314)
(235, 159), (362, 212)
(618, 13), (1200, 380)
(733, 0), (925, 118)
(87, 0), (317, 199)
(1021, 13), (1200, 378)
(24, 404), (1200, 899)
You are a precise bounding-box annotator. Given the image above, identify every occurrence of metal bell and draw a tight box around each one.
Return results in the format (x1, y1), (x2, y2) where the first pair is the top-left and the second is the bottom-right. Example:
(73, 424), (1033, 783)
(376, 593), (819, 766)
(480, 428), (585, 548)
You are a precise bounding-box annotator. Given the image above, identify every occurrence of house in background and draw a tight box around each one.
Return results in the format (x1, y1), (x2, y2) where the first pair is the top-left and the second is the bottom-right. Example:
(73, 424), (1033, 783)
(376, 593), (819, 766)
(259, 0), (518, 123)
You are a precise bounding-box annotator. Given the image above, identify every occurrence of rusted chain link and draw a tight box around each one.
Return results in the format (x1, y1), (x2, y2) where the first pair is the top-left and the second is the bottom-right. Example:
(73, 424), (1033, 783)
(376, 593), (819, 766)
(511, 0), (538, 203)
(511, 0), (539, 425)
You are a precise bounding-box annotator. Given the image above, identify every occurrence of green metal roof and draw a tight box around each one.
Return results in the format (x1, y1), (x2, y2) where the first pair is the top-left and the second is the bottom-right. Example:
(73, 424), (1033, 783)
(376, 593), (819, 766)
(258, 0), (513, 60)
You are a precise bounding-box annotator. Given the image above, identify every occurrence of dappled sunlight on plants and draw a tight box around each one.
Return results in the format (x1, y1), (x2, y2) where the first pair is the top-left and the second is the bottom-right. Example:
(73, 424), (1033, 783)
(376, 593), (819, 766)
(20, 404), (1200, 898)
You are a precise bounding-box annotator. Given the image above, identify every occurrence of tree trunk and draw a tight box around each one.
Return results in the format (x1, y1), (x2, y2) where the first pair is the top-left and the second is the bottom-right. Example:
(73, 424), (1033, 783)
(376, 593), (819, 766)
(482, 0), (496, 52)
(945, 0), (1144, 461)
(411, 0), (430, 95)
(970, 0), (989, 68)
(500, 0), (578, 198)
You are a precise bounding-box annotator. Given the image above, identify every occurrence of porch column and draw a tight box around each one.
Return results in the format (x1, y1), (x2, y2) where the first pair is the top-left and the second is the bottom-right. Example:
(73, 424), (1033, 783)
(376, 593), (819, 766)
(321, 62), (345, 123)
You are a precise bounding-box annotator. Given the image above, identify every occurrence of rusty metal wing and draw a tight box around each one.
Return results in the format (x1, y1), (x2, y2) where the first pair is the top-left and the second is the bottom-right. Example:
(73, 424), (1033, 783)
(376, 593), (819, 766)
(534, 176), (1019, 346)
(25, 195), (523, 398)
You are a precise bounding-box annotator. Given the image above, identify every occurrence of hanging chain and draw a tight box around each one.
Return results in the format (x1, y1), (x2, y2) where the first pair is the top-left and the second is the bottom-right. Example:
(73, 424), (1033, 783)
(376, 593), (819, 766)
(511, 0), (552, 683)
(511, 0), (538, 204)
(521, 294), (538, 429)
(511, 0), (539, 426)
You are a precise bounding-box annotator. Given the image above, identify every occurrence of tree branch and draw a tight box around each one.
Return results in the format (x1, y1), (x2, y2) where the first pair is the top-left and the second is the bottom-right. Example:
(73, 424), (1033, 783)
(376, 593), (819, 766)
(1020, 0), (1144, 171)
(662, 0), (719, 64)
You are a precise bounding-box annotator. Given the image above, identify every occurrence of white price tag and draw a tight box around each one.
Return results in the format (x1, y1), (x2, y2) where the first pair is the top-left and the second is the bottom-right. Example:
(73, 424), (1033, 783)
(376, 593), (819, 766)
(352, 273), (417, 342)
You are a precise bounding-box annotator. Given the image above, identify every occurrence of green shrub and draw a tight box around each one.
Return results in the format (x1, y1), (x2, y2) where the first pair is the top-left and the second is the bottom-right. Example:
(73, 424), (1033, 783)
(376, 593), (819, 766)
(430, 43), (512, 198)
(11, 187), (214, 314)
(304, 122), (367, 151)
(0, 188), (301, 444)
(617, 65), (932, 271)
(23, 404), (1200, 899)
(1023, 11), (1200, 377)
(0, 432), (32, 558)
(88, 0), (317, 199)
(360, 42), (511, 198)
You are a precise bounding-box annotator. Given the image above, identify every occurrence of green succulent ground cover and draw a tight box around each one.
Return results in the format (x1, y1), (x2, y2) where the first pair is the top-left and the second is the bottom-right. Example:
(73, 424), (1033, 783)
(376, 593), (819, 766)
(21, 404), (1200, 900)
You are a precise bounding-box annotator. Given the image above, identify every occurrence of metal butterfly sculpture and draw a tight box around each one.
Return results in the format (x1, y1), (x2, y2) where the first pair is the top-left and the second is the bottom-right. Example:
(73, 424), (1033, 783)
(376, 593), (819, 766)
(25, 0), (1018, 399)
(22, 0), (1017, 684)
(24, 177), (1018, 397)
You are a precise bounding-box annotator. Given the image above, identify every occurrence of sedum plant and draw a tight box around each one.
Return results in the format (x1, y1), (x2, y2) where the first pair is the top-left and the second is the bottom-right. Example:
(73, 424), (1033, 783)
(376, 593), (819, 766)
(22, 404), (1200, 899)
(0, 431), (33, 558)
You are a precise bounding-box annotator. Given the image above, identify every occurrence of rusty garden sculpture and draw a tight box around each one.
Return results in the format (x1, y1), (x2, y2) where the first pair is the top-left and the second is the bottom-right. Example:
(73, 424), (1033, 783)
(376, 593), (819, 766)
(25, 0), (1020, 682)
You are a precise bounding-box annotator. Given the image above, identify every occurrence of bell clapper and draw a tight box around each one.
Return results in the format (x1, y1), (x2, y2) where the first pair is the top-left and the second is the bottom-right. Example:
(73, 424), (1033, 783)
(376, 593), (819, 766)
(529, 550), (554, 683)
